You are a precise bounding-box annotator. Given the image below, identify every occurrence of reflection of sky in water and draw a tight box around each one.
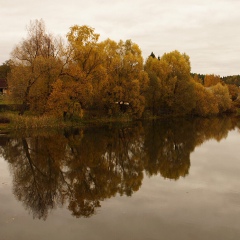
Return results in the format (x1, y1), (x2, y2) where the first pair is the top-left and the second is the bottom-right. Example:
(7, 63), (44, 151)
(0, 125), (240, 240)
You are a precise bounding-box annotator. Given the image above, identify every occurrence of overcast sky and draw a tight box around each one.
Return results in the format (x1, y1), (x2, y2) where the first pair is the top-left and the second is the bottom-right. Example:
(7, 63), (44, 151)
(1, 0), (240, 76)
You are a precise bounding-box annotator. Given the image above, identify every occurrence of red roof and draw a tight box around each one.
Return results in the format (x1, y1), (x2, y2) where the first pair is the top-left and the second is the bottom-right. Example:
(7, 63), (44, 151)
(0, 78), (7, 88)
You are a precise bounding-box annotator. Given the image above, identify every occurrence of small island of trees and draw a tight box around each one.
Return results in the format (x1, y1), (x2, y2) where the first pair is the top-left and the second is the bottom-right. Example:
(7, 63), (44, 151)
(0, 19), (240, 128)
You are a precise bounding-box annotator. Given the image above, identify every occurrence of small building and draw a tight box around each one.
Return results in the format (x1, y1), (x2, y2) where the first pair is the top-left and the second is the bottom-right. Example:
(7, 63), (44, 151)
(0, 78), (8, 94)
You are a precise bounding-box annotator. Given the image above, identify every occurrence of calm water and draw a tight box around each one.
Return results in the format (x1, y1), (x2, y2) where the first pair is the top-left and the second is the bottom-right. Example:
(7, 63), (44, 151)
(0, 117), (240, 240)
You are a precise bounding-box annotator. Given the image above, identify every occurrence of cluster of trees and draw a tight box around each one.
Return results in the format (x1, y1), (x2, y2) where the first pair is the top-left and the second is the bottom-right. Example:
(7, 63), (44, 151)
(145, 56), (239, 117)
(191, 73), (240, 87)
(0, 117), (237, 219)
(3, 19), (240, 118)
(192, 73), (240, 101)
(222, 75), (240, 86)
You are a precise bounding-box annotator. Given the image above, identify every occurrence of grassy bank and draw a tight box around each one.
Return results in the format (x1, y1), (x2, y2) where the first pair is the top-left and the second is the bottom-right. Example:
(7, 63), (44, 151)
(0, 111), (135, 131)
(0, 112), (78, 130)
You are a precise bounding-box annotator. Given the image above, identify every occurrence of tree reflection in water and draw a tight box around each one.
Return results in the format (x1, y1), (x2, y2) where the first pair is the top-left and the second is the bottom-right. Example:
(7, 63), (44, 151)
(0, 117), (238, 220)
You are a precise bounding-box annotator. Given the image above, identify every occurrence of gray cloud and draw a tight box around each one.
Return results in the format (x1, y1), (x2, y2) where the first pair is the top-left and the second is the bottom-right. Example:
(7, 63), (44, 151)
(1, 0), (240, 76)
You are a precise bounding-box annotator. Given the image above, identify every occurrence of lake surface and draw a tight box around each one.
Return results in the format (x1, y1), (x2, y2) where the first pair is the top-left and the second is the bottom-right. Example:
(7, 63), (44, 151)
(0, 117), (240, 240)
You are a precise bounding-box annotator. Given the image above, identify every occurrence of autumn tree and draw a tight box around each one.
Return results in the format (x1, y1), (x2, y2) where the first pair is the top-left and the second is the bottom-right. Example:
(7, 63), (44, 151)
(204, 74), (221, 87)
(145, 71), (161, 115)
(192, 81), (219, 116)
(65, 25), (106, 109)
(98, 40), (120, 114)
(47, 79), (92, 119)
(227, 84), (239, 101)
(66, 25), (102, 81)
(8, 19), (64, 114)
(145, 50), (196, 115)
(101, 39), (149, 118)
(144, 56), (162, 115)
(210, 83), (232, 113)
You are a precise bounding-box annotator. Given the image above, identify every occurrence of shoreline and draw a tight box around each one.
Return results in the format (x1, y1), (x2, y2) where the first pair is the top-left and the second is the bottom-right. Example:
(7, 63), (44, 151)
(1, 112), (239, 131)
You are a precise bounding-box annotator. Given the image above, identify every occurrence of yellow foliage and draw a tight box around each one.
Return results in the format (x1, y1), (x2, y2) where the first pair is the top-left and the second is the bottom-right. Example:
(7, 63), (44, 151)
(193, 82), (219, 116)
(145, 50), (195, 115)
(47, 79), (93, 118)
(204, 74), (220, 87)
(210, 83), (232, 113)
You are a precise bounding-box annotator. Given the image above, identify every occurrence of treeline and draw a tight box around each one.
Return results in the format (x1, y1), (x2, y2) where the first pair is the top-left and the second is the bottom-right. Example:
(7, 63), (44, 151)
(191, 73), (240, 87)
(2, 19), (240, 119)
